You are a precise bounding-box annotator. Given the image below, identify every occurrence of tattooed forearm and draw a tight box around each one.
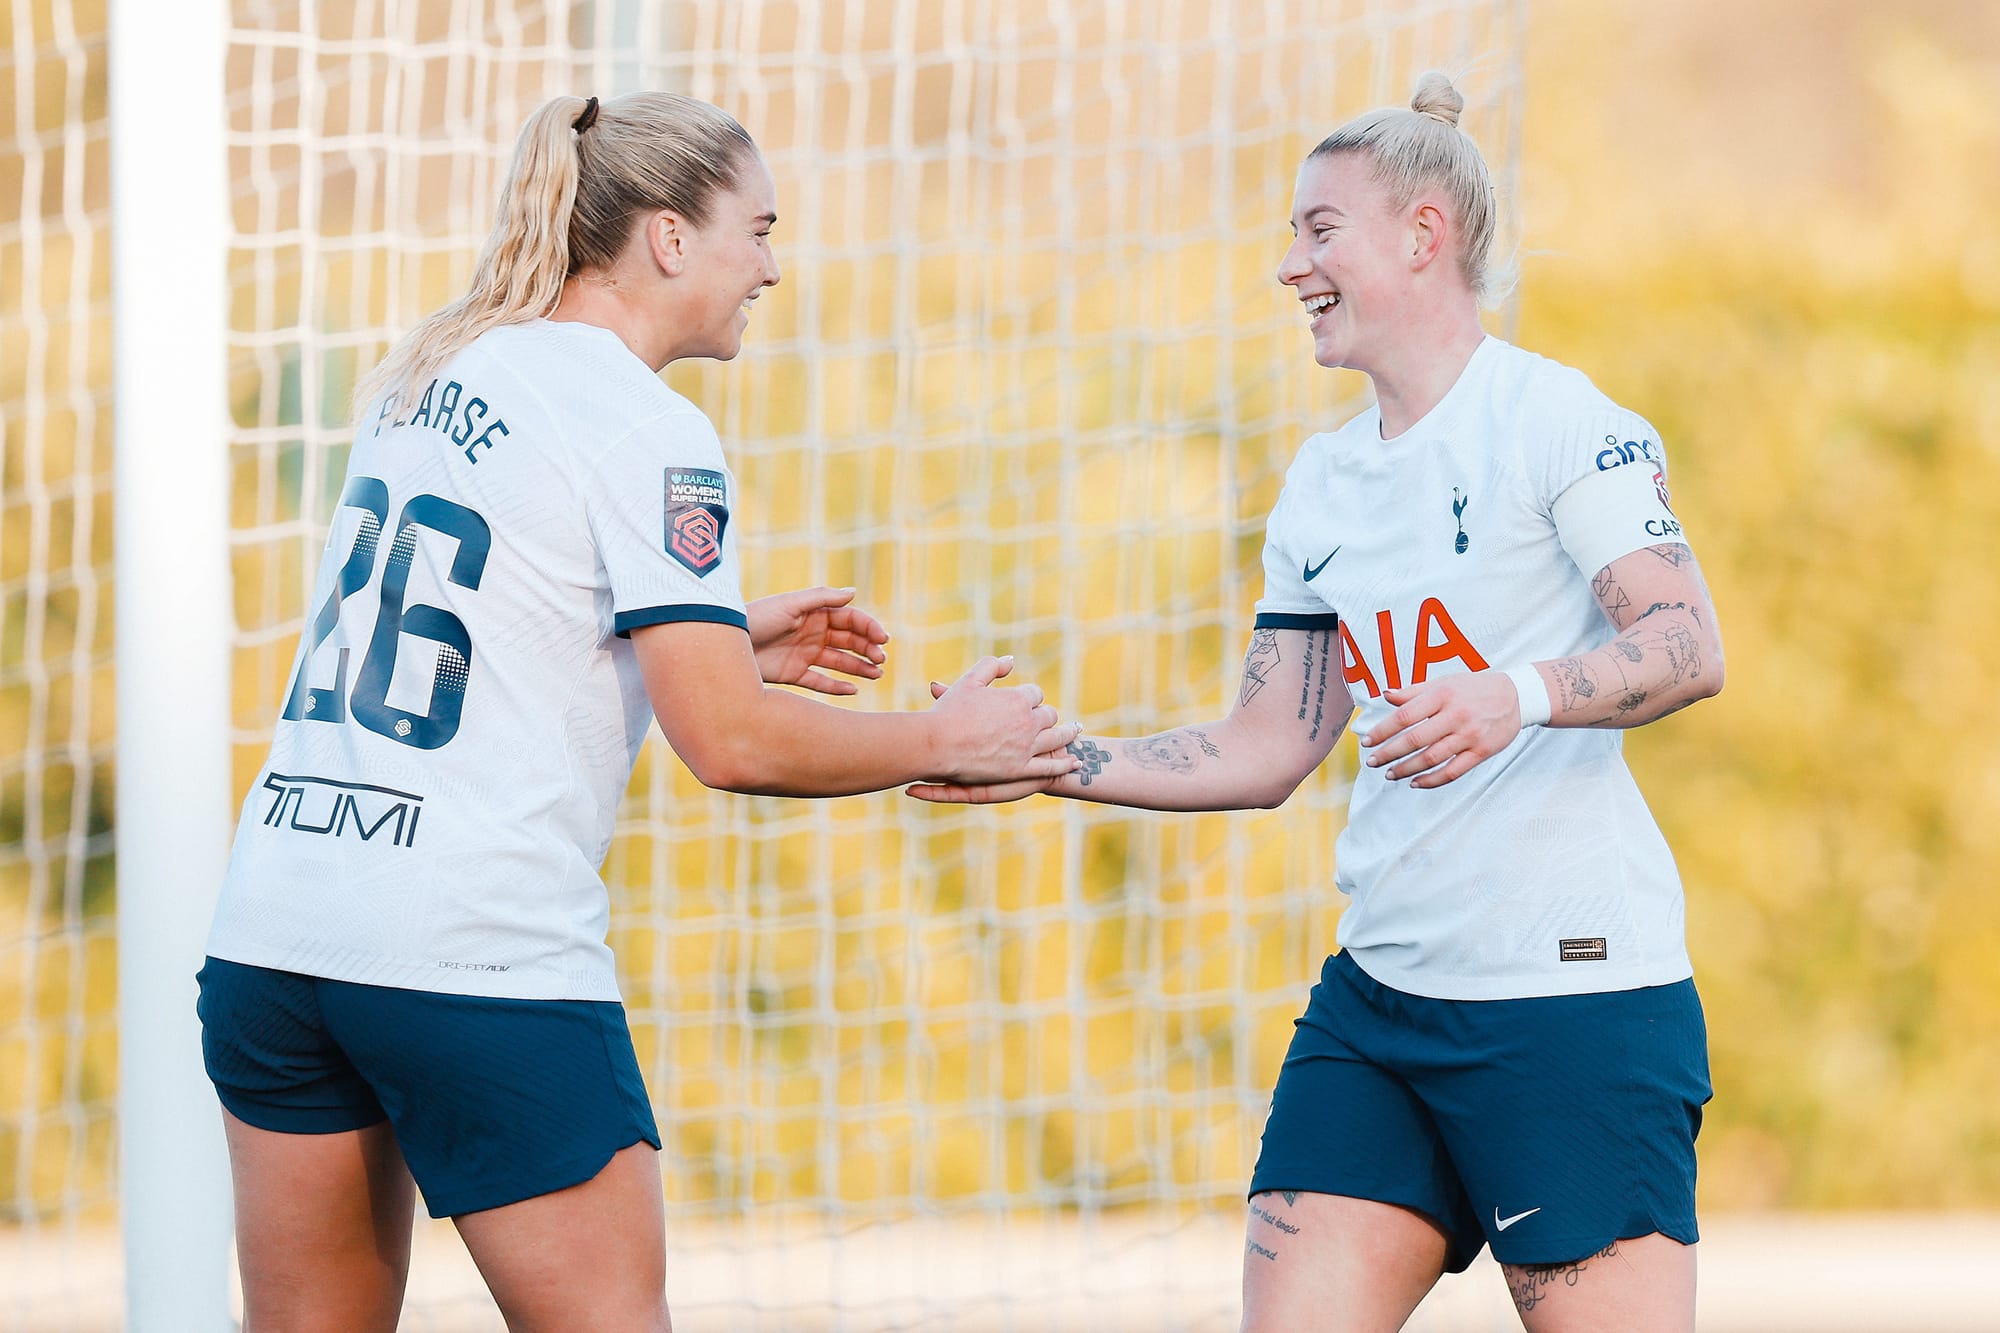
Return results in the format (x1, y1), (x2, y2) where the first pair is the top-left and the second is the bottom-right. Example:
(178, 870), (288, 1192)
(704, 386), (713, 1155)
(1127, 732), (1200, 773)
(1592, 568), (1635, 630)
(1068, 738), (1111, 786)
(1551, 657), (1599, 708)
(1308, 629), (1332, 741)
(1186, 728), (1221, 759)
(1297, 631), (1313, 720)
(1655, 620), (1701, 682)
(1240, 629), (1280, 707)
(1506, 1243), (1620, 1314)
(1552, 574), (1715, 728)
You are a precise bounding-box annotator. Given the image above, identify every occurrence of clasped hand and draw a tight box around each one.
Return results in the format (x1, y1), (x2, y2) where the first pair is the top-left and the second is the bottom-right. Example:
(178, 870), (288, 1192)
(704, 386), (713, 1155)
(745, 587), (1076, 787)
(924, 656), (1080, 786)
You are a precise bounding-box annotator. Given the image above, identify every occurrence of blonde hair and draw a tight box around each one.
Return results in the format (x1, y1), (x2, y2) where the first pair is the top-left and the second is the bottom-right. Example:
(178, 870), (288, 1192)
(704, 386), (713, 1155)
(1311, 71), (1507, 302)
(357, 92), (757, 415)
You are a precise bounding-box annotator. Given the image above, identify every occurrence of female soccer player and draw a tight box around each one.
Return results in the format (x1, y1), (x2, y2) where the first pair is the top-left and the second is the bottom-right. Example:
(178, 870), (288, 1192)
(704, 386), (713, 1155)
(912, 73), (1724, 1332)
(198, 93), (1079, 1332)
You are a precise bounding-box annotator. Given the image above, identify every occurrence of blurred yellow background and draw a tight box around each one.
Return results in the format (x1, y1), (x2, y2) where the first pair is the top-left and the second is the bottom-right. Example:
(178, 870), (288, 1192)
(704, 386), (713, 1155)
(3, 0), (1997, 1248)
(1516, 0), (2000, 1210)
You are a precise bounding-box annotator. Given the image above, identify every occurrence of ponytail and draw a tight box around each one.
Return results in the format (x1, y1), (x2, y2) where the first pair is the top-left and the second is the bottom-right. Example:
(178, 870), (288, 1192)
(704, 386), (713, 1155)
(356, 91), (756, 416)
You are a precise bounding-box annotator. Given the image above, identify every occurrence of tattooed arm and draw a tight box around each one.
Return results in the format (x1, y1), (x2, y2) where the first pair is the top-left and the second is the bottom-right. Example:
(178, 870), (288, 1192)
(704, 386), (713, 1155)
(1361, 542), (1725, 788)
(906, 625), (1353, 809)
(1541, 541), (1726, 727)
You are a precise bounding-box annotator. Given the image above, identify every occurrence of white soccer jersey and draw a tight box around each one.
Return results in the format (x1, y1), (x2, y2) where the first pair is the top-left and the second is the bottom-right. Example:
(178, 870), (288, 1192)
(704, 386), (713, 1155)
(1255, 336), (1699, 1001)
(207, 320), (747, 1001)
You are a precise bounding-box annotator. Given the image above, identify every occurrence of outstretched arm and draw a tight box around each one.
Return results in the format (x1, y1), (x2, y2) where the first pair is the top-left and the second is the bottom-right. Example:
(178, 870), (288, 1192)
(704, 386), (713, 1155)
(634, 623), (1079, 797)
(908, 624), (1352, 809)
(1363, 542), (1725, 788)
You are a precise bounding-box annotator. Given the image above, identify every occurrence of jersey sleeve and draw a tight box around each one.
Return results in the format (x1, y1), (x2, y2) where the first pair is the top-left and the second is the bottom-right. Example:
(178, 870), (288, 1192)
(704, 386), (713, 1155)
(580, 409), (749, 637)
(1251, 466), (1340, 631)
(1535, 393), (1690, 579)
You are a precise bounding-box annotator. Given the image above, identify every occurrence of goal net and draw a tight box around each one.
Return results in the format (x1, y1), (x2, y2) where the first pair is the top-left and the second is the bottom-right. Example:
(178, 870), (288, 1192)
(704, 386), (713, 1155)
(3, 1), (1522, 1327)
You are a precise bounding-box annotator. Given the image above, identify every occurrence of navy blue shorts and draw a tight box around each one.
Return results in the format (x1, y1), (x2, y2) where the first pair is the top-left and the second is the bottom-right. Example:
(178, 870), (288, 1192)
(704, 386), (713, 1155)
(197, 957), (662, 1218)
(1249, 951), (1710, 1271)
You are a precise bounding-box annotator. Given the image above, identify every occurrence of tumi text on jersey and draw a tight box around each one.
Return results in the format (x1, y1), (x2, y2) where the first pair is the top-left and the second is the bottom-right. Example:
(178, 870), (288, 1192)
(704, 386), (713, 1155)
(262, 772), (425, 849)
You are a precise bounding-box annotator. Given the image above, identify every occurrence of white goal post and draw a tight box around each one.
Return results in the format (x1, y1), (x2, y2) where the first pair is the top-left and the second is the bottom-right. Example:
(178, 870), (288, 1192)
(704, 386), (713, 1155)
(109, 0), (235, 1326)
(7, 2), (1524, 1328)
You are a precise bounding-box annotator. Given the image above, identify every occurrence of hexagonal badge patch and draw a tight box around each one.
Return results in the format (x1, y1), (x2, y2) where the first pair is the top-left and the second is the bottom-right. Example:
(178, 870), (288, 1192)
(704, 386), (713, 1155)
(664, 468), (729, 577)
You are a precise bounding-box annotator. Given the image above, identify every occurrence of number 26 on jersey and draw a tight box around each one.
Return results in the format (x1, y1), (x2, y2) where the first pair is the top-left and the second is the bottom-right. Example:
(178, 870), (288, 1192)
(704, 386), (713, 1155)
(280, 475), (490, 751)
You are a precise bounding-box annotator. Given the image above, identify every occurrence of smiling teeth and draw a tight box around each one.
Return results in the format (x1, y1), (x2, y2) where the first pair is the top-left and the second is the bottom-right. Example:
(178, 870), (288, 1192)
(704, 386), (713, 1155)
(1304, 294), (1338, 315)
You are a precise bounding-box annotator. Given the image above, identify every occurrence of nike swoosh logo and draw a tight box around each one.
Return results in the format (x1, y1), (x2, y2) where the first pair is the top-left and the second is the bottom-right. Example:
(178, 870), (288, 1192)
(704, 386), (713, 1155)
(1494, 1206), (1541, 1232)
(1302, 546), (1341, 581)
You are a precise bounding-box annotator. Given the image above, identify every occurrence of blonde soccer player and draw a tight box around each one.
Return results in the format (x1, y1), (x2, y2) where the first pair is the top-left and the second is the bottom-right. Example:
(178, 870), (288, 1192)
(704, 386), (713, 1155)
(197, 93), (1079, 1332)
(912, 73), (1725, 1332)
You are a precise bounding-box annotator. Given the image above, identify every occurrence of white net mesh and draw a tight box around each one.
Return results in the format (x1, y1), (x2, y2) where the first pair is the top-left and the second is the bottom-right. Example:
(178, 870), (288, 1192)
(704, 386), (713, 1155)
(0, 0), (119, 1325)
(5, 0), (1523, 1327)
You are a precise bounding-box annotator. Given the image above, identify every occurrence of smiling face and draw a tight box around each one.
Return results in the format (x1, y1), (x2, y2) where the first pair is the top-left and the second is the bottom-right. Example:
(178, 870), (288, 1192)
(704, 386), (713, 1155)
(674, 152), (782, 361)
(1276, 152), (1414, 374)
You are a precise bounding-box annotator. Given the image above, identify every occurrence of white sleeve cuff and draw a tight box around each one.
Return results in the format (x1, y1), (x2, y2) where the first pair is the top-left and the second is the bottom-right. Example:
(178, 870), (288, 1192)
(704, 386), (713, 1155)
(1503, 663), (1553, 728)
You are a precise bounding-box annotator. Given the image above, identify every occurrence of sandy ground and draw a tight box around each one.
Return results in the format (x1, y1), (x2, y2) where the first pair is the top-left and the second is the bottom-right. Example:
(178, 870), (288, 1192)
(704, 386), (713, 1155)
(5, 1213), (1997, 1330)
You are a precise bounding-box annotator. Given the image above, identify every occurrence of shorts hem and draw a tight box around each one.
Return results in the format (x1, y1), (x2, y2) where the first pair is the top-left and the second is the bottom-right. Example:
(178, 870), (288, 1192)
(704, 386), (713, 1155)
(212, 1089), (388, 1137)
(1489, 1219), (1699, 1268)
(421, 1128), (664, 1220)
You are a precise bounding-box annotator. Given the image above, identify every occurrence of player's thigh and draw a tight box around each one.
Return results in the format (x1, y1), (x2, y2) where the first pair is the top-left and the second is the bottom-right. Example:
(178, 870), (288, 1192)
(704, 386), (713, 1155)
(1242, 955), (1483, 1331)
(1503, 1232), (1694, 1333)
(221, 1110), (416, 1333)
(199, 958), (416, 1332)
(1242, 1191), (1448, 1333)
(453, 1141), (670, 1333)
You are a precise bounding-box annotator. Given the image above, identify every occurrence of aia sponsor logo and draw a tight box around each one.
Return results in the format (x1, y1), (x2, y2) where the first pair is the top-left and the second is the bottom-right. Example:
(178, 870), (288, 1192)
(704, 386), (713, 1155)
(1340, 599), (1488, 699)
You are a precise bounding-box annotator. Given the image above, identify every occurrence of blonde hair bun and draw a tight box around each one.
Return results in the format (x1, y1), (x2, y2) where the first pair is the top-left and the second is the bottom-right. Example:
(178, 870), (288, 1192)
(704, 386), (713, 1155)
(1410, 71), (1464, 127)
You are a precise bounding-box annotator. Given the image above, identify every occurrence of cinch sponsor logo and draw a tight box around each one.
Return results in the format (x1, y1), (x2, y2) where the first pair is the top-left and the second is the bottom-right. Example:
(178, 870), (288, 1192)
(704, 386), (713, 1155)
(262, 772), (424, 849)
(1594, 435), (1659, 471)
(1340, 598), (1488, 700)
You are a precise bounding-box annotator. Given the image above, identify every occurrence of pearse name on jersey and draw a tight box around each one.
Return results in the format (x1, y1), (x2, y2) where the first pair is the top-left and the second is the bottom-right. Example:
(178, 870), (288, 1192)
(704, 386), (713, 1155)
(369, 376), (513, 464)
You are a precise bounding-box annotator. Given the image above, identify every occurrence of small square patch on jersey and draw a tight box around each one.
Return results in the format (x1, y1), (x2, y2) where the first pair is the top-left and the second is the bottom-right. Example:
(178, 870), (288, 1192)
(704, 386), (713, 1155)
(1560, 937), (1609, 962)
(664, 469), (728, 576)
